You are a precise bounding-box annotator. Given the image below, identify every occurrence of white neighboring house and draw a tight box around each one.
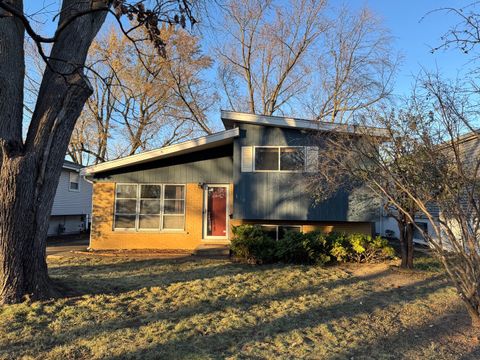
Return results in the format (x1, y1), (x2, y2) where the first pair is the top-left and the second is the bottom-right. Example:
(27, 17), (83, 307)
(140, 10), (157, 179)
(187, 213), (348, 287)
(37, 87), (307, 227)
(48, 161), (93, 236)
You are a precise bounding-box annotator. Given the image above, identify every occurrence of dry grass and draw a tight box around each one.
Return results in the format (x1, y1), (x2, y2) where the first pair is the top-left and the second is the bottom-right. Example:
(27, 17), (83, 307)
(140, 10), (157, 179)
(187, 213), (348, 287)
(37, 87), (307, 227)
(0, 255), (478, 359)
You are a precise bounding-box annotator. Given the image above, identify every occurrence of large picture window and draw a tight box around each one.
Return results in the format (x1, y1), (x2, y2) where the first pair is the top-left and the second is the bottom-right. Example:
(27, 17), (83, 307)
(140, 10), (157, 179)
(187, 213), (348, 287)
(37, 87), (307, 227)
(114, 184), (185, 231)
(254, 146), (305, 172)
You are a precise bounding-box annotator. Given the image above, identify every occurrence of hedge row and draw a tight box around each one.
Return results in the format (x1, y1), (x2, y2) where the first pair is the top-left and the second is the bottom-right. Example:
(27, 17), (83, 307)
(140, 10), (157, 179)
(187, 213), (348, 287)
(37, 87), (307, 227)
(230, 224), (395, 265)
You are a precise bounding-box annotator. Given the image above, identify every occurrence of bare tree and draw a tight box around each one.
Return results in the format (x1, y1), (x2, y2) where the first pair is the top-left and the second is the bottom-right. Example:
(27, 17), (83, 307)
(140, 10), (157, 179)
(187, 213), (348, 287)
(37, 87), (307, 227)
(308, 6), (398, 123)
(215, 0), (327, 115)
(0, 0), (198, 304)
(314, 76), (480, 328)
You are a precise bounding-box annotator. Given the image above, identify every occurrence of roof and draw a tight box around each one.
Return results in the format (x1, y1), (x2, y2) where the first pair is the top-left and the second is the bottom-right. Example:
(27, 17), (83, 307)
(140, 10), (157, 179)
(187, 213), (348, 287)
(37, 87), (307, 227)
(82, 127), (240, 176)
(63, 160), (83, 171)
(221, 110), (389, 137)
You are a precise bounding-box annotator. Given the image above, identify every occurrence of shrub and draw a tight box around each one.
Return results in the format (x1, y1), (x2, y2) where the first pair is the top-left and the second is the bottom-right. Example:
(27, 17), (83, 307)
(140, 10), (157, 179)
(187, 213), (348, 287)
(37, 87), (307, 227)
(276, 231), (331, 265)
(230, 225), (394, 265)
(330, 233), (395, 263)
(230, 225), (277, 264)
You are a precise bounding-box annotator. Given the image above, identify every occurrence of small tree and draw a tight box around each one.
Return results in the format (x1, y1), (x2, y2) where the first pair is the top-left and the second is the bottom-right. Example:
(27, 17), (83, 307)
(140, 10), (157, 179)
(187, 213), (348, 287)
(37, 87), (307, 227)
(317, 76), (480, 328)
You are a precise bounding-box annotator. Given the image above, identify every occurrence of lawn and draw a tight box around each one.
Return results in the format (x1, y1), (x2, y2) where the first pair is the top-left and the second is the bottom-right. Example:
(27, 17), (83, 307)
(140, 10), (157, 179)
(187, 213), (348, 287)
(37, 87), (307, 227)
(0, 255), (478, 359)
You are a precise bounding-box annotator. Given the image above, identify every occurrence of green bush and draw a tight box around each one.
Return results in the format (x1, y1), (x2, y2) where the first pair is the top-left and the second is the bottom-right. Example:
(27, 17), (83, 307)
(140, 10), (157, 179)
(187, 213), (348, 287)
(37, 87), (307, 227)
(330, 233), (395, 263)
(230, 225), (277, 264)
(230, 225), (395, 265)
(276, 231), (331, 265)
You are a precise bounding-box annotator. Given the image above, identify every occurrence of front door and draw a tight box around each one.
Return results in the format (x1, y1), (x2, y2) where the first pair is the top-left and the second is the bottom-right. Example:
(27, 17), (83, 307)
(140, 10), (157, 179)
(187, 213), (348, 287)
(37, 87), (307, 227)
(204, 185), (228, 239)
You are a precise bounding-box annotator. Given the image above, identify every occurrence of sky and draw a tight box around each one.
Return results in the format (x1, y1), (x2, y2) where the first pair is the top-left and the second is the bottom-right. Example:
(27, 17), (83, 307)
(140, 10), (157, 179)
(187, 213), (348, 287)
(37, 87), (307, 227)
(355, 0), (474, 96)
(23, 0), (477, 107)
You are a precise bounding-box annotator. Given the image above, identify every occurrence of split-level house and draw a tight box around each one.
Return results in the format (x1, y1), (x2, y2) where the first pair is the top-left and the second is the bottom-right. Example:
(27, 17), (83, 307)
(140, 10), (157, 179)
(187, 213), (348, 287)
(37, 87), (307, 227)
(48, 160), (93, 236)
(83, 111), (385, 251)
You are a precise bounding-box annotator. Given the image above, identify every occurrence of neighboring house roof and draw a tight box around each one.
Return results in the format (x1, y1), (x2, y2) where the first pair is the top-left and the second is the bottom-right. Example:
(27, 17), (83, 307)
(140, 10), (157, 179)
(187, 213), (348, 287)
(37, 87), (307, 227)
(221, 110), (388, 137)
(63, 160), (83, 172)
(82, 127), (240, 176)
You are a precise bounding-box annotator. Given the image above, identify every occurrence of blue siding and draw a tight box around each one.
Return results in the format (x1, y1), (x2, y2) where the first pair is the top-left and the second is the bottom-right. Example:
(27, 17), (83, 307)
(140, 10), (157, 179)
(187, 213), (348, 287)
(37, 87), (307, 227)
(94, 145), (233, 184)
(232, 124), (379, 222)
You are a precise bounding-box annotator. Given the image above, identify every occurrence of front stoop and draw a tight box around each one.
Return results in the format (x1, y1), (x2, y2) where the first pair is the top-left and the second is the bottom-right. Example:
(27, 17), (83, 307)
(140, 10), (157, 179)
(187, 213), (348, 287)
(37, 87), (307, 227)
(194, 243), (231, 257)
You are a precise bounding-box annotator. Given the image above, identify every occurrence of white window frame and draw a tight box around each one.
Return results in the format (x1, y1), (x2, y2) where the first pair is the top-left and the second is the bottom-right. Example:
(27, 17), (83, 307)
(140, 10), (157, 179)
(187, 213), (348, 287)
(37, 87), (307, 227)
(253, 146), (306, 173)
(113, 184), (139, 231)
(162, 184), (187, 231)
(260, 224), (302, 241)
(113, 183), (186, 232)
(68, 171), (80, 192)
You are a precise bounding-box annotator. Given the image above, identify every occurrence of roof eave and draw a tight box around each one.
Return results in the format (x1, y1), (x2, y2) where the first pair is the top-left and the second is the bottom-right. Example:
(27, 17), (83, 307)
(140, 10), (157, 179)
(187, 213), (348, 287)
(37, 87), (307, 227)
(82, 127), (239, 176)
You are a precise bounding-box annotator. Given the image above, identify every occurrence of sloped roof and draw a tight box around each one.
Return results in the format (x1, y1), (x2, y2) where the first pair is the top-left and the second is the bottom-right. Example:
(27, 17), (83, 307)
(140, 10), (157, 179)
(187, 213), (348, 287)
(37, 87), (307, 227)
(221, 110), (389, 137)
(82, 128), (240, 176)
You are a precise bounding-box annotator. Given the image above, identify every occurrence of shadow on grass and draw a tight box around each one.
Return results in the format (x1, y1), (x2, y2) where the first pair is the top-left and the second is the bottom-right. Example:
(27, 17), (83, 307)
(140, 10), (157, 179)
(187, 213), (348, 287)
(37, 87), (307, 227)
(49, 258), (284, 297)
(1, 267), (392, 355)
(337, 309), (475, 359)
(101, 275), (450, 359)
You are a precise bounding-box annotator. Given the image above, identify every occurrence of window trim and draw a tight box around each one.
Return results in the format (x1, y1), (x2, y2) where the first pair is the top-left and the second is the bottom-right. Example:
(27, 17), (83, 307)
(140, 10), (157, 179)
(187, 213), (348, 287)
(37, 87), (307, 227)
(253, 146), (306, 173)
(113, 183), (186, 232)
(68, 171), (81, 192)
(260, 224), (302, 241)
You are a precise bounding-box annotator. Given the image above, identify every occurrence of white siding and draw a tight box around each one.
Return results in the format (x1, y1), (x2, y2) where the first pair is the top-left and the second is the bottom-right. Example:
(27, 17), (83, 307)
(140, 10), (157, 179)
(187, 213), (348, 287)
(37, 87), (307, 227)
(50, 168), (92, 216)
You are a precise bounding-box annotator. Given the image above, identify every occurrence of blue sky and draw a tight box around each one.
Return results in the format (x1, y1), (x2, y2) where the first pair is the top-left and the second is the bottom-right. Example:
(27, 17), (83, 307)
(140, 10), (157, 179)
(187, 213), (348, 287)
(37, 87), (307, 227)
(23, 0), (475, 99)
(356, 0), (473, 96)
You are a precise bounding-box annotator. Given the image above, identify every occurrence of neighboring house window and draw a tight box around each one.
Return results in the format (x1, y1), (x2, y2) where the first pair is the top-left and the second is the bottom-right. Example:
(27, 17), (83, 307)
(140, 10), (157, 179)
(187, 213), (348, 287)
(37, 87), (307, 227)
(114, 184), (185, 231)
(69, 172), (80, 191)
(413, 222), (428, 240)
(260, 224), (302, 240)
(254, 146), (305, 172)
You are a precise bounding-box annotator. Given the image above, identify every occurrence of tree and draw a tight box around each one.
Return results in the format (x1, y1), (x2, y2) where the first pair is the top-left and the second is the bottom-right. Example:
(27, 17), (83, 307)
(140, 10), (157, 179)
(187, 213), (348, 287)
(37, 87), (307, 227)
(68, 27), (215, 165)
(215, 0), (328, 115)
(214, 0), (396, 118)
(308, 110), (420, 269)
(0, 0), (197, 304)
(307, 6), (398, 123)
(316, 76), (480, 328)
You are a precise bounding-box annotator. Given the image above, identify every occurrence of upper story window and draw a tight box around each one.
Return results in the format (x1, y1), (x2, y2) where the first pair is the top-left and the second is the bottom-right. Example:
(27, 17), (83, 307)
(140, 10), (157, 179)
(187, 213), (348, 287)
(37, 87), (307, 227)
(114, 183), (185, 231)
(254, 146), (305, 172)
(69, 172), (80, 191)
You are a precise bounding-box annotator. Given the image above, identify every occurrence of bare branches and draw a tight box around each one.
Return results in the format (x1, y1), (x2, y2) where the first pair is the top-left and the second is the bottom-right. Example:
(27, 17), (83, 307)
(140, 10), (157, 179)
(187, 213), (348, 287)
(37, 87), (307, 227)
(215, 0), (327, 115)
(68, 27), (215, 165)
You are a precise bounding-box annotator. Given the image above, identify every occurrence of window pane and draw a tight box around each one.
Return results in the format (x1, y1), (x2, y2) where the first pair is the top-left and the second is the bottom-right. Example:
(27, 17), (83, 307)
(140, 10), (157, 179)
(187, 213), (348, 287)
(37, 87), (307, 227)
(70, 182), (79, 190)
(255, 148), (279, 171)
(165, 185), (184, 199)
(116, 184), (137, 198)
(140, 200), (160, 214)
(278, 226), (301, 239)
(261, 225), (277, 241)
(280, 147), (305, 171)
(141, 185), (162, 199)
(115, 199), (137, 214)
(164, 200), (184, 214)
(163, 215), (184, 229)
(139, 215), (160, 229)
(114, 215), (136, 228)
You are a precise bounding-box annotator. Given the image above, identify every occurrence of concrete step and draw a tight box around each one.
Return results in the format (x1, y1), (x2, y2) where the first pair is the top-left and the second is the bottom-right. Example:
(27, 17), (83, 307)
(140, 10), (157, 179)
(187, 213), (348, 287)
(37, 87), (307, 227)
(194, 244), (230, 257)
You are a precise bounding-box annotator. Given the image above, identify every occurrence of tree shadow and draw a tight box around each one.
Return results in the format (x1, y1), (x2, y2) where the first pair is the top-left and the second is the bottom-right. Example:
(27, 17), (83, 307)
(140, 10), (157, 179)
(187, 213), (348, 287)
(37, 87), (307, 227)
(49, 258), (277, 297)
(1, 267), (391, 355)
(103, 275), (449, 359)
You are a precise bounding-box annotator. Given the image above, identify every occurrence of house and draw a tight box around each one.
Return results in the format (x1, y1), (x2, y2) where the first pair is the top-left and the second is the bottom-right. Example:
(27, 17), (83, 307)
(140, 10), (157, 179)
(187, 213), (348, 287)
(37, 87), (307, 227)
(48, 160), (93, 236)
(83, 111), (385, 251)
(376, 130), (480, 246)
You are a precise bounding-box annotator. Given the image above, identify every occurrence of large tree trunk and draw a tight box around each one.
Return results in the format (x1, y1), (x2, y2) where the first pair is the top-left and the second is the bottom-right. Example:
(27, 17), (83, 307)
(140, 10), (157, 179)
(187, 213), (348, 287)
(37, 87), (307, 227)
(0, 0), (108, 304)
